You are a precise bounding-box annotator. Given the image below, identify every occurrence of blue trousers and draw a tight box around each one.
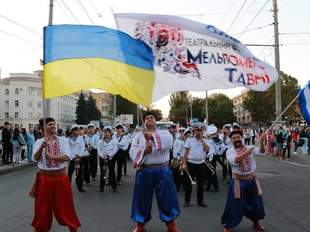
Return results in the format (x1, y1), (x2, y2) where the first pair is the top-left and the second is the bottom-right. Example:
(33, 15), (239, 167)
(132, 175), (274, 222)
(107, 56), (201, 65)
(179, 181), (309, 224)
(131, 166), (180, 224)
(27, 145), (33, 161)
(221, 178), (265, 229)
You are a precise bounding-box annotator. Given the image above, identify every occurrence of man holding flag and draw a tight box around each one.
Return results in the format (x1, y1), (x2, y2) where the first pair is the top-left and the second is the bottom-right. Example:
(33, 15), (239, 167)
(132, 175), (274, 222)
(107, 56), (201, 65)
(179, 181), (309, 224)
(129, 112), (180, 232)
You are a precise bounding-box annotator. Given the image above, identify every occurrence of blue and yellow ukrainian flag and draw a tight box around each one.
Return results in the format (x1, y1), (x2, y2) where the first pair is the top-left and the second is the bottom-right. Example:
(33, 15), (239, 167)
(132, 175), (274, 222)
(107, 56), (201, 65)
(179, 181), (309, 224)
(44, 25), (155, 106)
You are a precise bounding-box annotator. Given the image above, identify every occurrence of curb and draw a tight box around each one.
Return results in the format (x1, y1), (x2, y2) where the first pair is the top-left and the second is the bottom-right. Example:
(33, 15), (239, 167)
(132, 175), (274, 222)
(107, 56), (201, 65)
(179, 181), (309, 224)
(0, 162), (37, 176)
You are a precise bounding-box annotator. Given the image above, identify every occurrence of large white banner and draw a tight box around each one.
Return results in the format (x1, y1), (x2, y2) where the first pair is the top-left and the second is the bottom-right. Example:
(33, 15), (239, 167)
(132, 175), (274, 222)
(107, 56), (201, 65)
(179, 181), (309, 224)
(115, 13), (278, 102)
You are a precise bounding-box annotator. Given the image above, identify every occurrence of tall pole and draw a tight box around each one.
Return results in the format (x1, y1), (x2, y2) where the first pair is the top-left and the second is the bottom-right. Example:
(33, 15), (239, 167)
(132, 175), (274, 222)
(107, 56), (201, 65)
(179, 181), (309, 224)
(43, 0), (53, 118)
(190, 95), (193, 123)
(136, 105), (139, 126)
(205, 90), (208, 123)
(113, 95), (116, 124)
(273, 0), (281, 120)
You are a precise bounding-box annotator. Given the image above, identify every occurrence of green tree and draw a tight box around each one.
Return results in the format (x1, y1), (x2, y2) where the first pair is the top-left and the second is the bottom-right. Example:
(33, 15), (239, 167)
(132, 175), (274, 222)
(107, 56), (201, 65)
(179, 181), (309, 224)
(75, 92), (88, 124)
(169, 91), (191, 126)
(207, 93), (235, 127)
(86, 95), (102, 121)
(116, 95), (138, 125)
(243, 72), (300, 124)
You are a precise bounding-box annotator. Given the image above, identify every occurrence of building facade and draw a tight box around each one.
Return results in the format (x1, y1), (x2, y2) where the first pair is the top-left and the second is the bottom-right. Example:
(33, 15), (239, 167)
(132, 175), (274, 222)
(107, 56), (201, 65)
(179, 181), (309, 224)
(89, 92), (113, 125)
(232, 90), (253, 125)
(0, 71), (77, 129)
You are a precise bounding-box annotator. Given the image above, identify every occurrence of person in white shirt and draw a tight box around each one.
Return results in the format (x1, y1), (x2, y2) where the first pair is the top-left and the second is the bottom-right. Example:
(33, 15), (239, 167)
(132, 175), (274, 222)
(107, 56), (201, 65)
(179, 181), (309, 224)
(97, 126), (118, 192)
(129, 112), (180, 232)
(182, 123), (214, 207)
(206, 124), (227, 192)
(30, 118), (80, 232)
(85, 124), (99, 182)
(67, 125), (86, 192)
(219, 124), (233, 179)
(113, 123), (129, 185)
(171, 127), (191, 192)
(221, 128), (266, 232)
(79, 126), (90, 186)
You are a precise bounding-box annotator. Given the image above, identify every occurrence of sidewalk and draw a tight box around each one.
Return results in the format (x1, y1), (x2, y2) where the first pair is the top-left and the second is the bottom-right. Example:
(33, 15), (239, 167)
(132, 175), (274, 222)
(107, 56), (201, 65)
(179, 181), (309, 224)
(0, 161), (36, 176)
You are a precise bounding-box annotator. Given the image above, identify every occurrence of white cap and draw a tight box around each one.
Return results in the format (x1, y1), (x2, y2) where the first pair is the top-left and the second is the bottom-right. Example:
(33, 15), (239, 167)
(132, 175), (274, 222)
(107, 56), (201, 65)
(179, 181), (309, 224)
(87, 123), (95, 128)
(115, 123), (124, 130)
(70, 124), (79, 132)
(192, 122), (205, 130)
(223, 123), (232, 129)
(184, 128), (192, 134)
(103, 126), (113, 132)
(206, 124), (218, 135)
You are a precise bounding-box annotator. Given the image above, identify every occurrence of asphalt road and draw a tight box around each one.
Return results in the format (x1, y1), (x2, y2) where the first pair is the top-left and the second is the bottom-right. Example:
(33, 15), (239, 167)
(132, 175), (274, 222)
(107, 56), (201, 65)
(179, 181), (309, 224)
(0, 154), (309, 232)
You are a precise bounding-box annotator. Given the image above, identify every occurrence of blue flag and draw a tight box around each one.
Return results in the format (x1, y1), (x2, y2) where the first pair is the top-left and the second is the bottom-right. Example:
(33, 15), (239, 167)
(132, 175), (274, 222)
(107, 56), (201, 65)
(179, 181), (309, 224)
(299, 81), (310, 124)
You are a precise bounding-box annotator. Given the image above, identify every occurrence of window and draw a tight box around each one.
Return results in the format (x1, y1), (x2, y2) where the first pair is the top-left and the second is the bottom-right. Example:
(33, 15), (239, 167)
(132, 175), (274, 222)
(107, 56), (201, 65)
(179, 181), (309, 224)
(15, 100), (19, 107)
(15, 88), (19, 95)
(37, 89), (41, 97)
(28, 101), (32, 107)
(28, 87), (33, 96)
(28, 113), (32, 119)
(14, 112), (19, 119)
(5, 89), (9, 95)
(37, 101), (42, 108)
(5, 100), (9, 107)
(5, 112), (9, 119)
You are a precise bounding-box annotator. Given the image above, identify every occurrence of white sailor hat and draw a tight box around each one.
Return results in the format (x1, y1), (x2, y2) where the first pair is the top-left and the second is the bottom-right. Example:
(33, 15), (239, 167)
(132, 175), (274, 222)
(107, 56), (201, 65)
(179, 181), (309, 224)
(103, 126), (113, 133)
(70, 124), (79, 132)
(184, 128), (192, 135)
(232, 122), (241, 129)
(115, 123), (124, 130)
(192, 122), (205, 130)
(223, 123), (232, 129)
(87, 123), (95, 128)
(206, 124), (218, 135)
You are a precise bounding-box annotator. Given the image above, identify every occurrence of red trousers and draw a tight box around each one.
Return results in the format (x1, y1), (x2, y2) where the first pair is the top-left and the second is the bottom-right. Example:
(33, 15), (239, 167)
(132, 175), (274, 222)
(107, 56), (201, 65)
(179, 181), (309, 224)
(31, 172), (81, 232)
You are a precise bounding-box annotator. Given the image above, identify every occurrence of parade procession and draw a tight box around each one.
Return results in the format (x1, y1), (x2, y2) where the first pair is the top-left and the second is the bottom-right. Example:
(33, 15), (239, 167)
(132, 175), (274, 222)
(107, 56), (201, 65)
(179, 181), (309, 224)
(0, 0), (310, 232)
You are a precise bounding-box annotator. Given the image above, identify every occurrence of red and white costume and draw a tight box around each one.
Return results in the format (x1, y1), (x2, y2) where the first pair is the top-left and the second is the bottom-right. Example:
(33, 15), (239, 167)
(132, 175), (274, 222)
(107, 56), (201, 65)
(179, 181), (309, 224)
(31, 136), (81, 232)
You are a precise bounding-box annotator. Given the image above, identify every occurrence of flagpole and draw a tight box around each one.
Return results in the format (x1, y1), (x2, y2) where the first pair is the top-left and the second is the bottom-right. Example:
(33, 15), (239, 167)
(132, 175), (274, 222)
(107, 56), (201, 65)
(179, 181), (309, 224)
(266, 93), (299, 132)
(43, 0), (53, 122)
(111, 7), (118, 125)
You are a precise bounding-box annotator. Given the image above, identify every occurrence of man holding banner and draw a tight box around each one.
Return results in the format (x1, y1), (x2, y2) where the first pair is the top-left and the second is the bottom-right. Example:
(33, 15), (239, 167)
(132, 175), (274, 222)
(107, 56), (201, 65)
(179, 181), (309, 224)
(221, 127), (266, 232)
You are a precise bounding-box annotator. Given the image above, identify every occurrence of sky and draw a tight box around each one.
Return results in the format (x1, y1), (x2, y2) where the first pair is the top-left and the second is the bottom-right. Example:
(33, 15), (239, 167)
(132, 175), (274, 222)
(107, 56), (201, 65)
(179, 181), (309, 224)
(0, 0), (309, 117)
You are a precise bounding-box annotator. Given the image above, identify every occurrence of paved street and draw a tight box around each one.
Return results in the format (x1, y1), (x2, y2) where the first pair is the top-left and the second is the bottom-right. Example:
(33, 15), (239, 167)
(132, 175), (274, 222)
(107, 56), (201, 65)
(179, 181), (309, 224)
(0, 155), (309, 232)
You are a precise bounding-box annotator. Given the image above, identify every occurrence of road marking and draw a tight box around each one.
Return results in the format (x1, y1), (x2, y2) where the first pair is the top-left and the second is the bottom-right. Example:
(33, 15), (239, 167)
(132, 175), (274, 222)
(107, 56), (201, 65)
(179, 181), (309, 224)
(281, 160), (310, 168)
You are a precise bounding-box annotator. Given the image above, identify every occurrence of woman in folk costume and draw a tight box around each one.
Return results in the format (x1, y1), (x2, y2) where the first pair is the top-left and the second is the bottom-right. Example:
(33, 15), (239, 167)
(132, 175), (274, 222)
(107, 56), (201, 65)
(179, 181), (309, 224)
(97, 126), (118, 192)
(31, 118), (80, 232)
(129, 112), (180, 232)
(221, 127), (266, 232)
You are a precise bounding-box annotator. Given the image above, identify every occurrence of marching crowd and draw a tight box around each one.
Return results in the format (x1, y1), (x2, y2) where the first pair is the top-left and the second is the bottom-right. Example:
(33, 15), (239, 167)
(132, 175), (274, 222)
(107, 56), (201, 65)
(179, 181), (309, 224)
(0, 117), (309, 232)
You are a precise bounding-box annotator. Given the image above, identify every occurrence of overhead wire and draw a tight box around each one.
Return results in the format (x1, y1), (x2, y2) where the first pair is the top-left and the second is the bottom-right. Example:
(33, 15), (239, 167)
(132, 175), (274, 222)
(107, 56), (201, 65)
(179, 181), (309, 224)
(227, 0), (248, 33)
(232, 23), (273, 36)
(59, 0), (81, 24)
(77, 0), (95, 24)
(0, 14), (41, 37)
(55, 0), (75, 22)
(238, 0), (270, 39)
(89, 0), (103, 18)
(257, 36), (274, 57)
(0, 30), (42, 45)
(218, 0), (239, 25)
